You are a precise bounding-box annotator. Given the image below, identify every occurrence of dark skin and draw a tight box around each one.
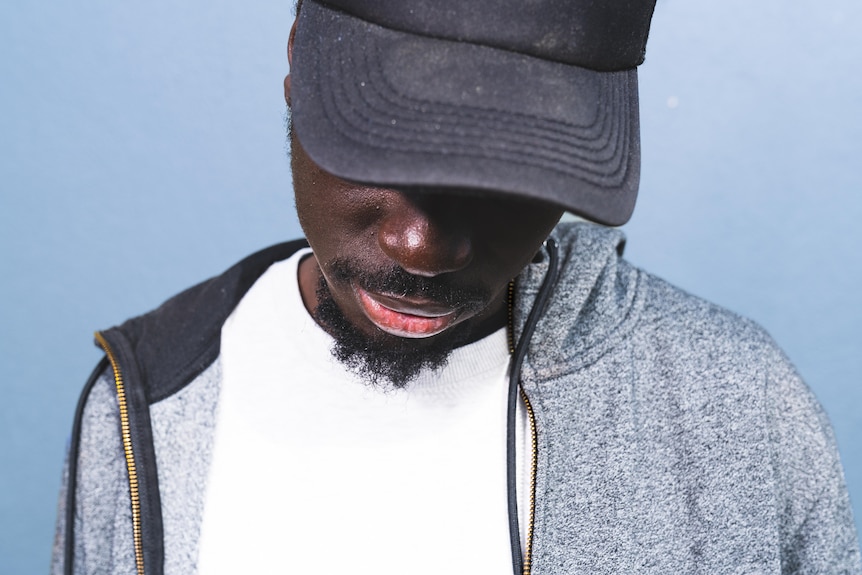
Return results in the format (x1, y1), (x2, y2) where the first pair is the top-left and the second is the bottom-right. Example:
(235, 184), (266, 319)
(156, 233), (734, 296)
(284, 19), (563, 351)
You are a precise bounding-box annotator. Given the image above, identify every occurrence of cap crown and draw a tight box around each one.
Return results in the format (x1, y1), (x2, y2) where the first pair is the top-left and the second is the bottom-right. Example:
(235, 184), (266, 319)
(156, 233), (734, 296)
(320, 0), (656, 71)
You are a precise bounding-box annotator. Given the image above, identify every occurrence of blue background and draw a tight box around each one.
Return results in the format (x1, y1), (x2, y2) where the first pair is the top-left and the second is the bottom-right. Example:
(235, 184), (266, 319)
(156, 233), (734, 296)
(2, 0), (859, 572)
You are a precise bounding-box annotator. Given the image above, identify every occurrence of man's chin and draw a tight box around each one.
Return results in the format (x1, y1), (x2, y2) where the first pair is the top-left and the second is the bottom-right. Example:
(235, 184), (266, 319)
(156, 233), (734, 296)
(315, 275), (468, 389)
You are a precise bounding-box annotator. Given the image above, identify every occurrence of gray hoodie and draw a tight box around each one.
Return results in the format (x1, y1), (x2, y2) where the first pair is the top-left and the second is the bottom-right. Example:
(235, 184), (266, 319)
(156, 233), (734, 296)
(53, 222), (861, 574)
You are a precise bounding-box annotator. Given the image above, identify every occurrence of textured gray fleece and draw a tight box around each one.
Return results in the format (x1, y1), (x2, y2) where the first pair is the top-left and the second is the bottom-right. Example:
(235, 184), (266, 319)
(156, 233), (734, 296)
(52, 360), (222, 575)
(53, 221), (861, 574)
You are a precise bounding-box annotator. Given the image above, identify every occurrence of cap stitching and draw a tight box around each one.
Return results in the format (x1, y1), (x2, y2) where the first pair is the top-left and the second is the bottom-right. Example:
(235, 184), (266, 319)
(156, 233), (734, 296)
(321, 27), (630, 184)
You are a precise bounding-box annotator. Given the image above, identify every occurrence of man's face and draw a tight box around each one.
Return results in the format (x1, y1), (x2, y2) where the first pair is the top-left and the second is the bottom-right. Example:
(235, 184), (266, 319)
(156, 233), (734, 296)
(291, 132), (562, 386)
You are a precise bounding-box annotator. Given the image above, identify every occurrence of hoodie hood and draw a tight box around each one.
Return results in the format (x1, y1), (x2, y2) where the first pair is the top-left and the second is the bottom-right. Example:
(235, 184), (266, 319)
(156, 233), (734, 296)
(513, 221), (643, 380)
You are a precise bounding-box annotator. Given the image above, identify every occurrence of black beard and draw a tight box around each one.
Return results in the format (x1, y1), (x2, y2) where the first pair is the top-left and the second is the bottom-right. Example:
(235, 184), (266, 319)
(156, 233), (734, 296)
(313, 260), (489, 389)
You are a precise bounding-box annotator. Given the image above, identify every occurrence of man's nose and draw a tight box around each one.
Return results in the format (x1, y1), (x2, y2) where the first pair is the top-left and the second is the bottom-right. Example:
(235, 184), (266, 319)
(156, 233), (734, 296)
(377, 194), (473, 277)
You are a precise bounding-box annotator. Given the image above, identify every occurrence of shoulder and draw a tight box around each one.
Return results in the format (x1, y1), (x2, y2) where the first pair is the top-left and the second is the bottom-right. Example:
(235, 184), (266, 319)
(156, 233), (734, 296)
(100, 239), (308, 403)
(627, 266), (821, 418)
(542, 221), (831, 433)
(635, 267), (779, 369)
(534, 222), (779, 378)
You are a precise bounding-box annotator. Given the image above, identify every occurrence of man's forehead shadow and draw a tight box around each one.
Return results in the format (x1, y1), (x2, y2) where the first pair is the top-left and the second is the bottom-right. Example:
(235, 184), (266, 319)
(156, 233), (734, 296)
(390, 184), (557, 206)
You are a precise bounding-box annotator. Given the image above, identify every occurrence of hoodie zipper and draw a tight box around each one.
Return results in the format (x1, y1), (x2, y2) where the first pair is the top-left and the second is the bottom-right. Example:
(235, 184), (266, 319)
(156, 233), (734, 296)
(507, 281), (539, 575)
(95, 331), (146, 575)
(507, 237), (560, 575)
(519, 387), (538, 575)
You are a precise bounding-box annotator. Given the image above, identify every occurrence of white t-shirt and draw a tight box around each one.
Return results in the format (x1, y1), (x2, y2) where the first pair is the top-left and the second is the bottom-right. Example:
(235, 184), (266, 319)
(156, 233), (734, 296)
(197, 249), (527, 574)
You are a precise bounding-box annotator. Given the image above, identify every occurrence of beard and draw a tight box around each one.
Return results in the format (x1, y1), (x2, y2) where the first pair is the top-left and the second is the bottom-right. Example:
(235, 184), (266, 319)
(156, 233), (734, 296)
(313, 259), (490, 389)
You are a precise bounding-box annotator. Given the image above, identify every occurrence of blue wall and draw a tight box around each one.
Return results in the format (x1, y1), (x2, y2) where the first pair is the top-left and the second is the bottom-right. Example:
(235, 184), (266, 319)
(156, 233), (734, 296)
(1, 0), (859, 571)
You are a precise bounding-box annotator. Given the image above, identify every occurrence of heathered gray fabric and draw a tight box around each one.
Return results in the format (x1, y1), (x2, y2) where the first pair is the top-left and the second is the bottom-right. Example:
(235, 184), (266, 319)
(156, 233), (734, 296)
(52, 361), (222, 575)
(54, 221), (861, 574)
(515, 222), (860, 573)
(150, 359), (221, 575)
(51, 371), (136, 575)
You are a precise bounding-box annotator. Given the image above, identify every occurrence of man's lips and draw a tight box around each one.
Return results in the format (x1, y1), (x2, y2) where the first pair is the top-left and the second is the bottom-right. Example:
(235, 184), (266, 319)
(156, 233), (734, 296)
(354, 285), (459, 339)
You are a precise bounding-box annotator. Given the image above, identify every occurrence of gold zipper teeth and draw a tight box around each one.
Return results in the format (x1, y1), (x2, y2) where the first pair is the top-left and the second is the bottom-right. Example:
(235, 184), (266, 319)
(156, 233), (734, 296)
(506, 279), (538, 575)
(519, 386), (538, 575)
(95, 332), (146, 575)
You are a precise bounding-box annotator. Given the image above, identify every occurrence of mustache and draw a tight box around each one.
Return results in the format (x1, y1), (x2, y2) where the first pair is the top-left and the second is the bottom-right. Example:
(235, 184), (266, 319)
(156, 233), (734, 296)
(328, 259), (489, 312)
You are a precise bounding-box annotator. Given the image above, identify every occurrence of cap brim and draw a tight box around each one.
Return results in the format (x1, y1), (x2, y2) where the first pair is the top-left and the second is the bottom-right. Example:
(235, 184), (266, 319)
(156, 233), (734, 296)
(291, 1), (641, 226)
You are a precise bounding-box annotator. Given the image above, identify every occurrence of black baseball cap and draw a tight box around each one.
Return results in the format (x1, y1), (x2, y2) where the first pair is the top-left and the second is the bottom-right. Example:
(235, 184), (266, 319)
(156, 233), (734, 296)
(290, 0), (657, 226)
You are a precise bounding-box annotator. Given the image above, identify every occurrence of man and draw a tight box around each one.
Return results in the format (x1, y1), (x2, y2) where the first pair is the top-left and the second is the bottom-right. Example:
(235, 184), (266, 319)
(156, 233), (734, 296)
(54, 0), (860, 574)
